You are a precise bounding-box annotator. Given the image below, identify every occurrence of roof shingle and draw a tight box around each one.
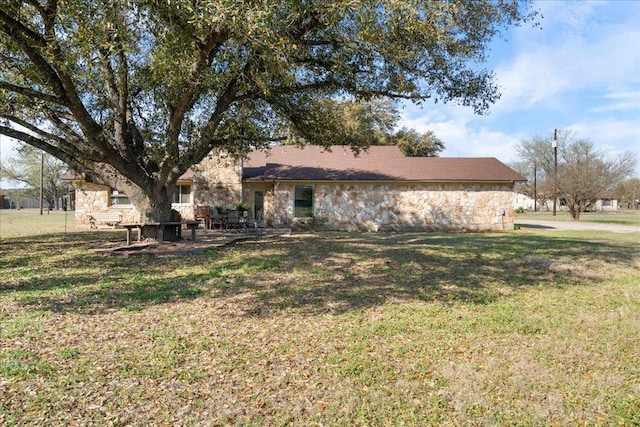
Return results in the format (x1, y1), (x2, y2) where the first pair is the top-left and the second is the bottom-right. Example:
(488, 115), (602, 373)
(243, 145), (525, 182)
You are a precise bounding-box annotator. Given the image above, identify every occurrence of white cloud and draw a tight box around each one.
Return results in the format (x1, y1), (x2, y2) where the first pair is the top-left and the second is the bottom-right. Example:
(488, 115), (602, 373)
(398, 109), (525, 164)
(492, 1), (640, 113)
(493, 53), (569, 111)
(0, 135), (22, 161)
(567, 118), (640, 154)
(590, 91), (640, 113)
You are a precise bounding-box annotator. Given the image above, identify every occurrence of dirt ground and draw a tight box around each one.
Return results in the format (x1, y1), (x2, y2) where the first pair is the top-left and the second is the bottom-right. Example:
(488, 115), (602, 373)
(90, 228), (292, 256)
(94, 219), (640, 256)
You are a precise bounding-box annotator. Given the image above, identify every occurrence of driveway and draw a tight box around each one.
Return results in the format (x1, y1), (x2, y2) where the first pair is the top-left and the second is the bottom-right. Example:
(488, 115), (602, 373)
(516, 219), (640, 233)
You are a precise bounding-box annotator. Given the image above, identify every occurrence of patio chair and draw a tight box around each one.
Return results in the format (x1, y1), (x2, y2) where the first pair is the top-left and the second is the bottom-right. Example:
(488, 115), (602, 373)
(195, 205), (211, 229)
(225, 209), (246, 231)
(211, 208), (223, 229)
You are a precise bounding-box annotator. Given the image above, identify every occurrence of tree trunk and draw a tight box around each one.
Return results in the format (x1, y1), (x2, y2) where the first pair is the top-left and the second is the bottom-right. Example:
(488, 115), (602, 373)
(568, 201), (582, 220)
(129, 185), (180, 241)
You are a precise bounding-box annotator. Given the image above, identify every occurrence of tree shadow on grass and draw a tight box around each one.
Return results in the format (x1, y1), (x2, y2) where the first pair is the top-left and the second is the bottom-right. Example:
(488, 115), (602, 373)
(2, 231), (638, 316)
(218, 232), (640, 316)
(1, 234), (212, 313)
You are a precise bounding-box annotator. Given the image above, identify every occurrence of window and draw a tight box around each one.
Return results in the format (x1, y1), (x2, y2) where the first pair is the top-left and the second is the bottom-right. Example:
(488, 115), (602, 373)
(294, 185), (314, 217)
(172, 184), (192, 204)
(602, 199), (612, 207)
(110, 189), (130, 206)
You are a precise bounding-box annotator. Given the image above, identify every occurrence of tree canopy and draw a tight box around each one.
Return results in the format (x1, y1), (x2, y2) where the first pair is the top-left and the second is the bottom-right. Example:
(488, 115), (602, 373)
(392, 128), (444, 157)
(282, 98), (445, 156)
(0, 0), (537, 222)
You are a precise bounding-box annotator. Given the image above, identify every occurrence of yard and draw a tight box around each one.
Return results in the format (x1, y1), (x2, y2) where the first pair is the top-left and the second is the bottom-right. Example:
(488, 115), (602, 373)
(1, 210), (639, 425)
(516, 209), (640, 226)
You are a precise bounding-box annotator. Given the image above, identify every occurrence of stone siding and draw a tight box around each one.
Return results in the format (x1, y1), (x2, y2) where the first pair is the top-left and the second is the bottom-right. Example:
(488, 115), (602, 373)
(72, 150), (517, 232)
(73, 181), (138, 225)
(242, 183), (275, 226)
(272, 182), (516, 231)
(192, 149), (242, 210)
(74, 182), (194, 225)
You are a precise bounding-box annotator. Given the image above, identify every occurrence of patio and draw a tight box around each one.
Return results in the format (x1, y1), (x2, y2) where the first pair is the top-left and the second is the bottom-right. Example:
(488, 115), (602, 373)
(90, 227), (292, 256)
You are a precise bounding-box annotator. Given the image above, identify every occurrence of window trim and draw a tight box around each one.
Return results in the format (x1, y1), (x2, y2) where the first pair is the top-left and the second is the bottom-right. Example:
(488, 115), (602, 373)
(109, 188), (131, 206)
(294, 184), (314, 218)
(172, 183), (192, 204)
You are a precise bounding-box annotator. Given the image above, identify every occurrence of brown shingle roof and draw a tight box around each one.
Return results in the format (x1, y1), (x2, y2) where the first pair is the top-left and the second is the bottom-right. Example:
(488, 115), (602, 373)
(243, 145), (525, 182)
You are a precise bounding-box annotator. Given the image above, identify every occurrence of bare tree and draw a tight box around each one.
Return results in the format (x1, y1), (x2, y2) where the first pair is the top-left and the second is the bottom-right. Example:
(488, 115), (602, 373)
(515, 131), (637, 220)
(617, 178), (640, 209)
(510, 160), (553, 210)
(559, 141), (636, 219)
(0, 144), (68, 209)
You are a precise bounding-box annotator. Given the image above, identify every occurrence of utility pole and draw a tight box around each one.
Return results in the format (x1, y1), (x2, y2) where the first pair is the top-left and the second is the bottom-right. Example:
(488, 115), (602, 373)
(552, 129), (558, 216)
(533, 162), (537, 212)
(39, 150), (44, 215)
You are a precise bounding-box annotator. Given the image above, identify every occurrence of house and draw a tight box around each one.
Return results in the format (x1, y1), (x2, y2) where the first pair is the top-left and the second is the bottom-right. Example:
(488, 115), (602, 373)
(70, 145), (525, 231)
(592, 193), (619, 211)
(512, 192), (620, 213)
(513, 193), (535, 211)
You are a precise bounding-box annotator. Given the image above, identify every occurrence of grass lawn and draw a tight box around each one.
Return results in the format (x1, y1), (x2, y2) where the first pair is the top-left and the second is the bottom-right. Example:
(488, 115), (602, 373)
(1, 210), (639, 425)
(516, 209), (640, 226)
(0, 208), (86, 239)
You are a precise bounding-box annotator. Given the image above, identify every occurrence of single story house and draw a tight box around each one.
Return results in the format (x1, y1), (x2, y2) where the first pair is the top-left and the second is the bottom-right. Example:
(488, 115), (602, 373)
(513, 193), (535, 211)
(70, 145), (525, 231)
(592, 193), (619, 211)
(513, 193), (620, 212)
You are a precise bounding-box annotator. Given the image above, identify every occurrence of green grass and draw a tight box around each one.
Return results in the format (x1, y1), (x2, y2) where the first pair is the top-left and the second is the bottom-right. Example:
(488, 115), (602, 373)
(1, 210), (639, 425)
(517, 209), (640, 225)
(0, 208), (93, 238)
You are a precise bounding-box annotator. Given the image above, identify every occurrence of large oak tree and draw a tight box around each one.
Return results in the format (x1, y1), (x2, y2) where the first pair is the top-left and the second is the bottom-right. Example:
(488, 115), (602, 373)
(0, 0), (536, 223)
(282, 98), (445, 156)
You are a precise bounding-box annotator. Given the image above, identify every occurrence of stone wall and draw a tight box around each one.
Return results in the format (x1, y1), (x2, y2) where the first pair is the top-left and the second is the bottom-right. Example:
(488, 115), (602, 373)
(73, 181), (194, 225)
(242, 183), (275, 226)
(272, 181), (516, 231)
(71, 149), (242, 226)
(192, 149), (243, 210)
(172, 204), (195, 221)
(72, 152), (516, 232)
(73, 181), (138, 225)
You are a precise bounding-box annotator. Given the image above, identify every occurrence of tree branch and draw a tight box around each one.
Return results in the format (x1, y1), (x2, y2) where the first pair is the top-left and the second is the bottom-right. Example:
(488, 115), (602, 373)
(0, 125), (92, 174)
(0, 81), (65, 105)
(97, 49), (121, 112)
(166, 27), (229, 151)
(0, 113), (67, 145)
(0, 21), (67, 100)
(0, 6), (46, 48)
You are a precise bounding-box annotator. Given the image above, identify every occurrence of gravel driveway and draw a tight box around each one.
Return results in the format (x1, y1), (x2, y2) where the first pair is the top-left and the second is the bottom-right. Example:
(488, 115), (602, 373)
(516, 219), (640, 233)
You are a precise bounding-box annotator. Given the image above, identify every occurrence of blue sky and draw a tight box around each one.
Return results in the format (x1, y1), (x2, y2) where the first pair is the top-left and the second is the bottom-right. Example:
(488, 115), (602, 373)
(1, 1), (639, 176)
(399, 0), (640, 175)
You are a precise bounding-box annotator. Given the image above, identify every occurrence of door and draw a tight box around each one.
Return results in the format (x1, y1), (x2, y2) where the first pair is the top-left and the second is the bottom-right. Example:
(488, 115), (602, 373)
(253, 190), (264, 224)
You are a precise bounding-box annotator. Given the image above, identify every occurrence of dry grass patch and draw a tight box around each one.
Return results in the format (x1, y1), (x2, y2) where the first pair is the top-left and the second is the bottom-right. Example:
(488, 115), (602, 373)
(1, 228), (639, 425)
